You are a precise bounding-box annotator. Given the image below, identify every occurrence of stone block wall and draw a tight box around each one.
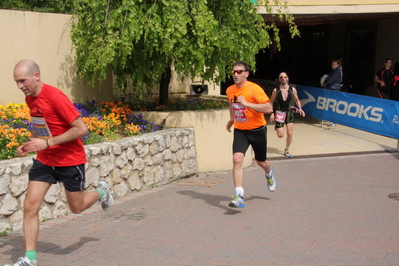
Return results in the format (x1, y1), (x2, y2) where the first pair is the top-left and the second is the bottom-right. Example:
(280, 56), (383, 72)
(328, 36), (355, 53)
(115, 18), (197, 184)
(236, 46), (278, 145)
(0, 128), (198, 232)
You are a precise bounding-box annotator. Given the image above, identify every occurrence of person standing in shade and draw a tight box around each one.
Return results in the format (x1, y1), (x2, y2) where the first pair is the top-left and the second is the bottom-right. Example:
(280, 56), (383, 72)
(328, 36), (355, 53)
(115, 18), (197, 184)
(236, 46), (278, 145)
(325, 59), (342, 127)
(374, 58), (394, 99)
(325, 58), (342, 91)
(225, 61), (276, 208)
(7, 59), (114, 266)
(269, 72), (305, 158)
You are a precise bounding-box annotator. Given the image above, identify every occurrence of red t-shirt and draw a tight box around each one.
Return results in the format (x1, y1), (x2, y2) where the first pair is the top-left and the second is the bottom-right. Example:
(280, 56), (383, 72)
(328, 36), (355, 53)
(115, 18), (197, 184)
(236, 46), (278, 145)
(226, 81), (269, 130)
(26, 84), (87, 166)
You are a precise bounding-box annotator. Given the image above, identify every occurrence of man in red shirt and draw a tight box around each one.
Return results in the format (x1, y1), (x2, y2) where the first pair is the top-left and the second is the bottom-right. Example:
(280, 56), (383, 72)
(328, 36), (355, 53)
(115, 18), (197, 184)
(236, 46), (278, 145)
(225, 61), (276, 208)
(7, 59), (113, 266)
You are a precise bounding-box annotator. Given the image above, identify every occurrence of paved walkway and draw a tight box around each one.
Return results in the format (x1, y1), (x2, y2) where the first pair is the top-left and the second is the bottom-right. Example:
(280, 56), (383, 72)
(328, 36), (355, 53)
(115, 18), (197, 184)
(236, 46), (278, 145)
(266, 116), (398, 159)
(1, 117), (399, 266)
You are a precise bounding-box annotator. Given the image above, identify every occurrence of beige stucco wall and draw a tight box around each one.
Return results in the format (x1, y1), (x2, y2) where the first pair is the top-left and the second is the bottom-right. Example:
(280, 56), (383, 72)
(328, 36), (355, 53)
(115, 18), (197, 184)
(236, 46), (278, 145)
(1, 9), (220, 105)
(0, 10), (113, 106)
(133, 109), (254, 172)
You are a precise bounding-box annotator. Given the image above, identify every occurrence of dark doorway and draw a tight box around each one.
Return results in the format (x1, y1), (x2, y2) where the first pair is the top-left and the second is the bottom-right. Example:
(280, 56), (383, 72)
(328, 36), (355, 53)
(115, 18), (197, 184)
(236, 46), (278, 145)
(347, 28), (375, 95)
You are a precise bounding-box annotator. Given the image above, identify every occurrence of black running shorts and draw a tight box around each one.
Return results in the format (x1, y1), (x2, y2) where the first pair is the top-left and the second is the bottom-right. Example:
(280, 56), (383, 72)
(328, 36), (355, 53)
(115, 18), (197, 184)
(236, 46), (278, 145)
(233, 126), (267, 162)
(29, 159), (86, 192)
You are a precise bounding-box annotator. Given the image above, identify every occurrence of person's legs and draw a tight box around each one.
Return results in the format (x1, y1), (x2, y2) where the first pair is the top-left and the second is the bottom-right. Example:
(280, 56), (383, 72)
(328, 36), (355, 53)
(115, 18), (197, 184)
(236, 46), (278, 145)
(377, 88), (386, 99)
(283, 123), (294, 158)
(232, 152), (245, 188)
(250, 127), (277, 192)
(24, 181), (52, 251)
(229, 152), (246, 208)
(285, 123), (294, 150)
(66, 190), (101, 214)
(6, 160), (56, 265)
(256, 159), (270, 175)
(56, 164), (113, 213)
(276, 127), (284, 138)
(229, 129), (249, 208)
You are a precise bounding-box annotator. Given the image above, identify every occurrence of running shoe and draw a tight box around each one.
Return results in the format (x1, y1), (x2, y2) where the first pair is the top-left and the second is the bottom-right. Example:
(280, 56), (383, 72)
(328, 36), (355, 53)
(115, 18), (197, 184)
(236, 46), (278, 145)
(266, 168), (277, 192)
(284, 149), (292, 158)
(329, 122), (337, 127)
(4, 256), (38, 266)
(228, 194), (245, 208)
(97, 180), (114, 211)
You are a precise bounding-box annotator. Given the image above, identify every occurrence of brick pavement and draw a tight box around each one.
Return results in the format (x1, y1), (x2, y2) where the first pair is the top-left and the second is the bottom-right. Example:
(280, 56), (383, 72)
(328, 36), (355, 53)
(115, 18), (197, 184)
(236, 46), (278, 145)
(1, 152), (399, 266)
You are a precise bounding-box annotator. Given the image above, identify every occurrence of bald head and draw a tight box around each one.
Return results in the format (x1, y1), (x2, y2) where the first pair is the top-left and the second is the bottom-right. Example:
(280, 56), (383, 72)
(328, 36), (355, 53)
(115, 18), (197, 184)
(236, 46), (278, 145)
(14, 59), (42, 97)
(14, 59), (40, 76)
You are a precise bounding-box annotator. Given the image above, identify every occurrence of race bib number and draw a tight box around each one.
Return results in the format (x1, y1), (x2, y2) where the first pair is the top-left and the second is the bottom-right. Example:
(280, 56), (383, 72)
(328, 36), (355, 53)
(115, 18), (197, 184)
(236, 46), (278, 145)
(31, 117), (53, 139)
(275, 110), (286, 123)
(232, 103), (248, 122)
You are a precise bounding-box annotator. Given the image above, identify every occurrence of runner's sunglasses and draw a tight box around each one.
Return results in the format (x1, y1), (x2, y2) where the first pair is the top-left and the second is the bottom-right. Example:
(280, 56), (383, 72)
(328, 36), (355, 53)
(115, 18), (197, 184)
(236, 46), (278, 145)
(232, 70), (246, 74)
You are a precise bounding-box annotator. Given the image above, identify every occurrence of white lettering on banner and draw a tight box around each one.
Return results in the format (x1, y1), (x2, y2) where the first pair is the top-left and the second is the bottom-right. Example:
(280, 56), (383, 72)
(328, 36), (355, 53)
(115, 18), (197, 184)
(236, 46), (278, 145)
(393, 115), (399, 124)
(316, 97), (383, 122)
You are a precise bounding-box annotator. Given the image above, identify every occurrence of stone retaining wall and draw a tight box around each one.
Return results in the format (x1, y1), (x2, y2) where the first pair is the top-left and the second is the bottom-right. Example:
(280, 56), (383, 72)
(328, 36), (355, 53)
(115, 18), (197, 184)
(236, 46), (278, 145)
(0, 128), (198, 232)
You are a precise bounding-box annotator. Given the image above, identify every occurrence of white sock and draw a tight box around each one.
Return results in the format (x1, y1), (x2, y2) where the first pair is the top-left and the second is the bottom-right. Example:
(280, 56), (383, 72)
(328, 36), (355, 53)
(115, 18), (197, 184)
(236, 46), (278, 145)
(265, 171), (272, 178)
(235, 187), (244, 197)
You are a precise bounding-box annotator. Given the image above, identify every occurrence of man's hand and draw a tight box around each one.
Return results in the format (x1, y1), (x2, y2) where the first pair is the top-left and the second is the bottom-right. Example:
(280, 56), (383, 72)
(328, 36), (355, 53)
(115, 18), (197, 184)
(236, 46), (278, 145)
(236, 96), (248, 107)
(16, 145), (29, 157)
(269, 113), (275, 123)
(17, 138), (47, 156)
(226, 120), (234, 133)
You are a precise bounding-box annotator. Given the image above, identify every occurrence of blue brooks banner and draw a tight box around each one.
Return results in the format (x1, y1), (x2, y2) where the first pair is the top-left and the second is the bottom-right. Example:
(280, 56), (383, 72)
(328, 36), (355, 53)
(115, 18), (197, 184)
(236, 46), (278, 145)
(296, 85), (399, 139)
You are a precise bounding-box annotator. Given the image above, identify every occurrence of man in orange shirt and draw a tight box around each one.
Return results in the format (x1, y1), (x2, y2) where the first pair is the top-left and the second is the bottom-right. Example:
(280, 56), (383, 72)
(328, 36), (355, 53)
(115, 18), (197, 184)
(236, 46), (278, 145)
(225, 61), (276, 208)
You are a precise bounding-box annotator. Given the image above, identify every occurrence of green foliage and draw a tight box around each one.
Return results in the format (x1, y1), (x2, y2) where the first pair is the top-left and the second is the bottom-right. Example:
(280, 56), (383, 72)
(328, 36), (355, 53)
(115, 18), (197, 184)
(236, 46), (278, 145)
(0, 0), (74, 13)
(71, 0), (299, 93)
(0, 228), (10, 237)
(130, 97), (230, 111)
(83, 131), (105, 145)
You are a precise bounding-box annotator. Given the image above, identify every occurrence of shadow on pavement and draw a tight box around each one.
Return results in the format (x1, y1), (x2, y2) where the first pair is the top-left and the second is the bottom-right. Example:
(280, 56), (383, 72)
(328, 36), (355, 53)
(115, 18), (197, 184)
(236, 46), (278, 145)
(177, 190), (269, 215)
(2, 236), (99, 262)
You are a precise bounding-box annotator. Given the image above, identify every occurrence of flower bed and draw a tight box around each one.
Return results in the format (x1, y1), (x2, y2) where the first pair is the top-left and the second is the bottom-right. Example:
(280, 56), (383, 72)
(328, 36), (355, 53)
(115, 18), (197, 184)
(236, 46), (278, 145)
(0, 101), (159, 160)
(0, 97), (229, 161)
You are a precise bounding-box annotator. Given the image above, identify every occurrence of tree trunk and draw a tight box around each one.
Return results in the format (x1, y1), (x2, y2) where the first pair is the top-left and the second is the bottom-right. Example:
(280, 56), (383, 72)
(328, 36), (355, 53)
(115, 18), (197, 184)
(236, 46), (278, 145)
(159, 66), (171, 106)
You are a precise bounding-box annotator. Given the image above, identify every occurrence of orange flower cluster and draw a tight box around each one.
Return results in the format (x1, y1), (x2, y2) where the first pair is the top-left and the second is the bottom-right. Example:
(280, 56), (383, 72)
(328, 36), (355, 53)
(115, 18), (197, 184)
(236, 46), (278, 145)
(82, 117), (109, 135)
(0, 126), (31, 149)
(0, 103), (32, 159)
(98, 101), (132, 122)
(0, 103), (31, 121)
(124, 123), (141, 135)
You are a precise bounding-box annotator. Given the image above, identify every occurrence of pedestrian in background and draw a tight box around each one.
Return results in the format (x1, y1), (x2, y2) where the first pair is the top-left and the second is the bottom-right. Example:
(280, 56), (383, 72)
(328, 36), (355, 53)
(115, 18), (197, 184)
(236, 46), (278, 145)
(325, 58), (342, 91)
(324, 58), (342, 127)
(374, 58), (394, 99)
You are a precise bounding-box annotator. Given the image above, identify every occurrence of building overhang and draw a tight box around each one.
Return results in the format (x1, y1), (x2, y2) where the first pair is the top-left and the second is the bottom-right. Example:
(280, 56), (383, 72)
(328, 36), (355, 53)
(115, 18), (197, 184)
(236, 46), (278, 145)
(258, 3), (399, 25)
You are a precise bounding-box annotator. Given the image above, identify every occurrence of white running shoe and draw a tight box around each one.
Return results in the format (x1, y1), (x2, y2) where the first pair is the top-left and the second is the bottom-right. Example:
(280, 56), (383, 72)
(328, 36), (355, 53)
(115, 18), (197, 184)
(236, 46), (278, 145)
(266, 168), (277, 192)
(228, 194), (245, 208)
(4, 256), (38, 266)
(97, 180), (114, 211)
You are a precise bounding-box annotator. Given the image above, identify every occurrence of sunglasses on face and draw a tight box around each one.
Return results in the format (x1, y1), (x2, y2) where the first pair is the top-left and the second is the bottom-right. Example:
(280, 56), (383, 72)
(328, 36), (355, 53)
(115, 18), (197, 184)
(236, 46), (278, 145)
(232, 70), (246, 75)
(279, 76), (288, 79)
